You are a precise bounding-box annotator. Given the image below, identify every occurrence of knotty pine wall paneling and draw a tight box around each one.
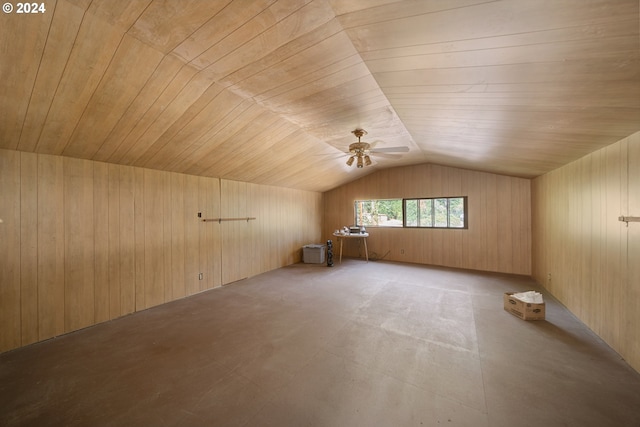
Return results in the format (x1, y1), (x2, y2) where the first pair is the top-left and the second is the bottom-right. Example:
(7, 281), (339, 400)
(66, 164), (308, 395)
(0, 149), (323, 353)
(270, 185), (285, 270)
(63, 158), (95, 333)
(200, 176), (221, 291)
(184, 173), (200, 297)
(221, 179), (247, 285)
(217, 180), (324, 284)
(118, 165), (136, 317)
(268, 185), (282, 270)
(142, 169), (165, 309)
(282, 188), (295, 266)
(0, 150), (21, 351)
(246, 182), (278, 277)
(323, 164), (531, 275)
(37, 154), (65, 342)
(603, 144), (624, 343)
(162, 172), (173, 304)
(248, 182), (266, 277)
(261, 183), (275, 274)
(94, 162), (110, 324)
(133, 167), (146, 311)
(532, 131), (640, 374)
(628, 136), (640, 368)
(20, 153), (38, 346)
(170, 172), (186, 300)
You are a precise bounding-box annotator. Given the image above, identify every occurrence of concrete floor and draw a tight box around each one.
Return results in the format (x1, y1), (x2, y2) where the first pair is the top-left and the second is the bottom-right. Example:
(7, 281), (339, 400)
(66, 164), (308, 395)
(2, 260), (640, 426)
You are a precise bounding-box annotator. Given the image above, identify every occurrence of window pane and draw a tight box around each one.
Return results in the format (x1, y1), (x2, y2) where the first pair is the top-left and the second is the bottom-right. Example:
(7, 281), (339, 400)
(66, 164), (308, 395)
(355, 199), (403, 227)
(405, 199), (418, 227)
(434, 198), (448, 227)
(419, 199), (433, 227)
(448, 197), (465, 228)
(378, 199), (403, 226)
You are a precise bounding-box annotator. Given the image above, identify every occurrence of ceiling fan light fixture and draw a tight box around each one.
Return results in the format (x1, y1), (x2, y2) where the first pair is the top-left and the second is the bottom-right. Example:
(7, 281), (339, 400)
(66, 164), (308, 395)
(357, 156), (364, 168)
(346, 156), (355, 166)
(364, 155), (372, 166)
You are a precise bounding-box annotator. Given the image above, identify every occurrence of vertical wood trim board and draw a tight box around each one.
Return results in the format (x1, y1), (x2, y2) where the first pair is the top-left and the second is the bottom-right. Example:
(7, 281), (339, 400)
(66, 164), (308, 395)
(323, 163), (532, 275)
(0, 149), (323, 353)
(532, 131), (640, 374)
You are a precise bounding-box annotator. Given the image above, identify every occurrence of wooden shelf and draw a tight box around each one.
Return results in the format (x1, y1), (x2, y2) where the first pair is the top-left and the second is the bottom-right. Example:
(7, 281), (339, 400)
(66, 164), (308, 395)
(202, 217), (256, 223)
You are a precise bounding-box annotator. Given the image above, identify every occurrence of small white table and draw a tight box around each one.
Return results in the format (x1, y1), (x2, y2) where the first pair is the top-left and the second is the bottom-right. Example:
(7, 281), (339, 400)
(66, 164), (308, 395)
(332, 232), (369, 263)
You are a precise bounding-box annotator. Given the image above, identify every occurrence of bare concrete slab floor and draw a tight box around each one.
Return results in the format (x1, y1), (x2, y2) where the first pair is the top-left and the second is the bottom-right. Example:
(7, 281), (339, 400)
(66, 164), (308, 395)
(2, 260), (640, 426)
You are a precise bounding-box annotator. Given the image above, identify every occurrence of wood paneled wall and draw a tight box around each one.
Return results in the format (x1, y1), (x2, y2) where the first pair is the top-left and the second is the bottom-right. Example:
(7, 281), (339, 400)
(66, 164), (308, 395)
(0, 149), (322, 353)
(323, 164), (531, 275)
(532, 131), (640, 373)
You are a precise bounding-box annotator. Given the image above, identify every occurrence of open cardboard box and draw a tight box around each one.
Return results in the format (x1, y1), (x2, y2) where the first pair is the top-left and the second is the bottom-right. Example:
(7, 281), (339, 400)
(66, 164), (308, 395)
(504, 292), (545, 320)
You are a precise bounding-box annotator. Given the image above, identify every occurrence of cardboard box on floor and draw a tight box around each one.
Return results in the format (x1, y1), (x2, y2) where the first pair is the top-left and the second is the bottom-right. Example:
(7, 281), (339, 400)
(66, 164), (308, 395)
(504, 292), (545, 320)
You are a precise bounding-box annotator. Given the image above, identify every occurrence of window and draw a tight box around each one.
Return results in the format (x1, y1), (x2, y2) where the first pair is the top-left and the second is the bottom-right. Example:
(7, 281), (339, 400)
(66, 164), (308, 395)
(404, 197), (467, 228)
(354, 199), (403, 227)
(354, 197), (467, 229)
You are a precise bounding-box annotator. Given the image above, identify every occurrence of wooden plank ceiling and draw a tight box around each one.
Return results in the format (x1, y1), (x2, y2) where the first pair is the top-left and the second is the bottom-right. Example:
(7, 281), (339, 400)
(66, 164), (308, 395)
(1, 0), (638, 192)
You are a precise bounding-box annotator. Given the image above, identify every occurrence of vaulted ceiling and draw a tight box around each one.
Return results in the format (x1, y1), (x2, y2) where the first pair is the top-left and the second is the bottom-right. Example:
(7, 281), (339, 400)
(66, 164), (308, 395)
(2, 0), (639, 192)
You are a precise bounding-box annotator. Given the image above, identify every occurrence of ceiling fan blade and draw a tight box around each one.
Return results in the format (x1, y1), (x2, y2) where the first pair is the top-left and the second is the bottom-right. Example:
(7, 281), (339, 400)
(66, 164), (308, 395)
(370, 146), (409, 153)
(371, 152), (402, 159)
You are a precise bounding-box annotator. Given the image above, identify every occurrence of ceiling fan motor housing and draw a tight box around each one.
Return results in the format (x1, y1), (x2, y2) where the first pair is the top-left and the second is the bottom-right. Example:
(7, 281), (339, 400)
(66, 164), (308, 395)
(348, 142), (370, 154)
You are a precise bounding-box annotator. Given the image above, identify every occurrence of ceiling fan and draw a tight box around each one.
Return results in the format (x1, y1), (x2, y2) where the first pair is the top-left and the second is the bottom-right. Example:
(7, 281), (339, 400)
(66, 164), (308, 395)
(345, 129), (409, 168)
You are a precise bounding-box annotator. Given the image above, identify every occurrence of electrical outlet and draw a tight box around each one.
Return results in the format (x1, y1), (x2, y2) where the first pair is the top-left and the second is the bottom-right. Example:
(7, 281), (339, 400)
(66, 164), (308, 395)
(197, 212), (202, 218)
(198, 273), (203, 280)
(400, 249), (405, 254)
(547, 273), (552, 281)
